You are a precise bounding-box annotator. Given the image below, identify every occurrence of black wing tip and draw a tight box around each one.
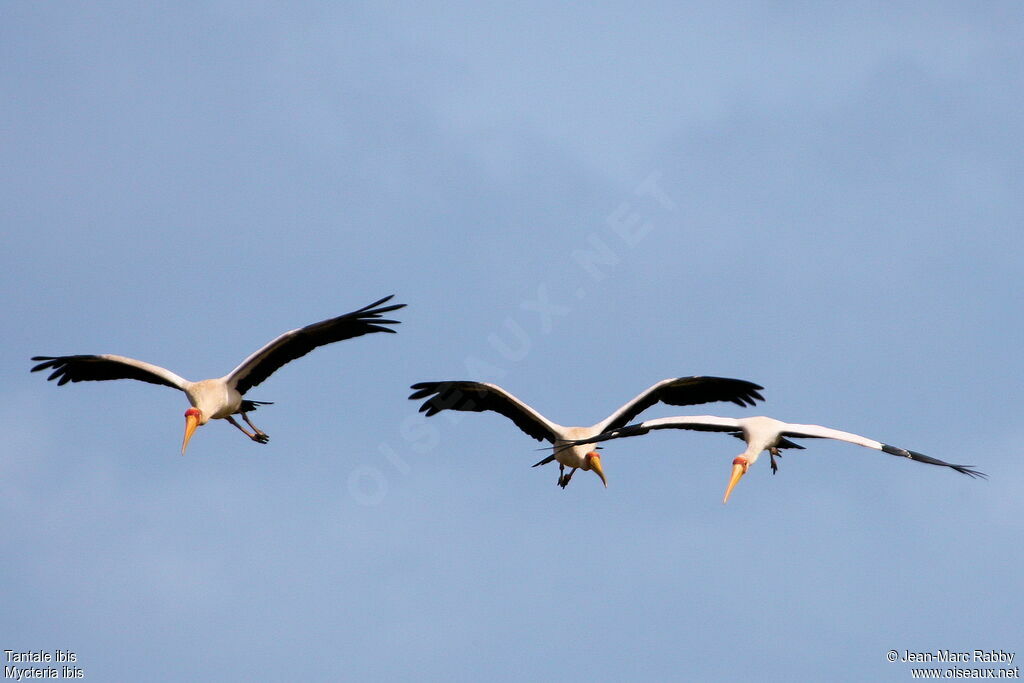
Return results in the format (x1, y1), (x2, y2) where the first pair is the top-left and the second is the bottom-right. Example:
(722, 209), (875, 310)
(954, 465), (987, 479)
(411, 393), (463, 416)
(337, 296), (406, 325)
(408, 381), (444, 400)
(358, 295), (407, 314)
(365, 310), (405, 320)
(667, 376), (765, 407)
(362, 323), (400, 335)
(358, 316), (402, 327)
(30, 358), (58, 373)
(730, 391), (764, 407)
(936, 460), (987, 479)
(32, 354), (106, 376)
(30, 356), (72, 381)
(905, 448), (988, 479)
(362, 294), (396, 308)
(882, 444), (987, 479)
(728, 380), (765, 407)
(408, 380), (474, 397)
(690, 376), (765, 391)
(407, 382), (449, 413)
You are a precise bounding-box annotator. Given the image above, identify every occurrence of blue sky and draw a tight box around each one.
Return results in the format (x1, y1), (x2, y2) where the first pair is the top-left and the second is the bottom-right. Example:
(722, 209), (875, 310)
(3, 2), (1022, 680)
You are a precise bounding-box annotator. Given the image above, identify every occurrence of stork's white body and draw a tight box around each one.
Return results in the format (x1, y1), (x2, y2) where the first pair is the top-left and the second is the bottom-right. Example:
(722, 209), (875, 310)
(731, 416), (813, 465)
(185, 379), (244, 424)
(553, 426), (606, 470)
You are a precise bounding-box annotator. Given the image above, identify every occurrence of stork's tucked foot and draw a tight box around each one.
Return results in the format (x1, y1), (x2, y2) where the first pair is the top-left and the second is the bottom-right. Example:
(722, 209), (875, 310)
(558, 468), (576, 488)
(769, 447), (782, 475)
(252, 432), (270, 444)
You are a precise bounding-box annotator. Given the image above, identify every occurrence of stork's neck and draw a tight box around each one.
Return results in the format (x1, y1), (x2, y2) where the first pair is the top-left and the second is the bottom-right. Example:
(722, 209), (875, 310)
(741, 448), (762, 466)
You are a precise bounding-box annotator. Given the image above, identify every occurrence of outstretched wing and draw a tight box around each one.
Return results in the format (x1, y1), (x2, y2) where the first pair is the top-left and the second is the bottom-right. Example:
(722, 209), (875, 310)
(226, 295), (405, 395)
(31, 355), (189, 391)
(780, 423), (986, 478)
(409, 381), (563, 443)
(595, 377), (764, 433)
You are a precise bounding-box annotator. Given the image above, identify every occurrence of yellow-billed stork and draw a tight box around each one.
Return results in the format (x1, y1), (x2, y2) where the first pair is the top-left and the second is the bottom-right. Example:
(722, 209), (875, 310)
(408, 378), (764, 488)
(554, 415), (984, 502)
(32, 295), (405, 454)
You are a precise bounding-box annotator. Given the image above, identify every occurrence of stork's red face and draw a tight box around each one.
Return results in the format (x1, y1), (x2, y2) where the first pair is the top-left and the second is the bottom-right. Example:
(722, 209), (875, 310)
(723, 456), (749, 503)
(182, 408), (202, 455)
(585, 452), (607, 487)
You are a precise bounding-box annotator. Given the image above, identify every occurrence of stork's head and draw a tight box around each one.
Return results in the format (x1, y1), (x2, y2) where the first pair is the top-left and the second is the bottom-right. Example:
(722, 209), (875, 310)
(723, 456), (751, 503)
(182, 408), (205, 455)
(583, 451), (607, 487)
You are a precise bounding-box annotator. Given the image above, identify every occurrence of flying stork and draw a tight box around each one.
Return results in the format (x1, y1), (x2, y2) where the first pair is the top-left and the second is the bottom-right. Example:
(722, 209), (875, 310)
(408, 377), (765, 488)
(553, 415), (985, 502)
(32, 295), (405, 454)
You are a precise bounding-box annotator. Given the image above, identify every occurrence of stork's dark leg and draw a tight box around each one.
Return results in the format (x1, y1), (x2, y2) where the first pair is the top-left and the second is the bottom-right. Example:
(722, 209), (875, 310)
(241, 412), (269, 443)
(226, 416), (270, 444)
(769, 447), (782, 475)
(558, 467), (577, 489)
